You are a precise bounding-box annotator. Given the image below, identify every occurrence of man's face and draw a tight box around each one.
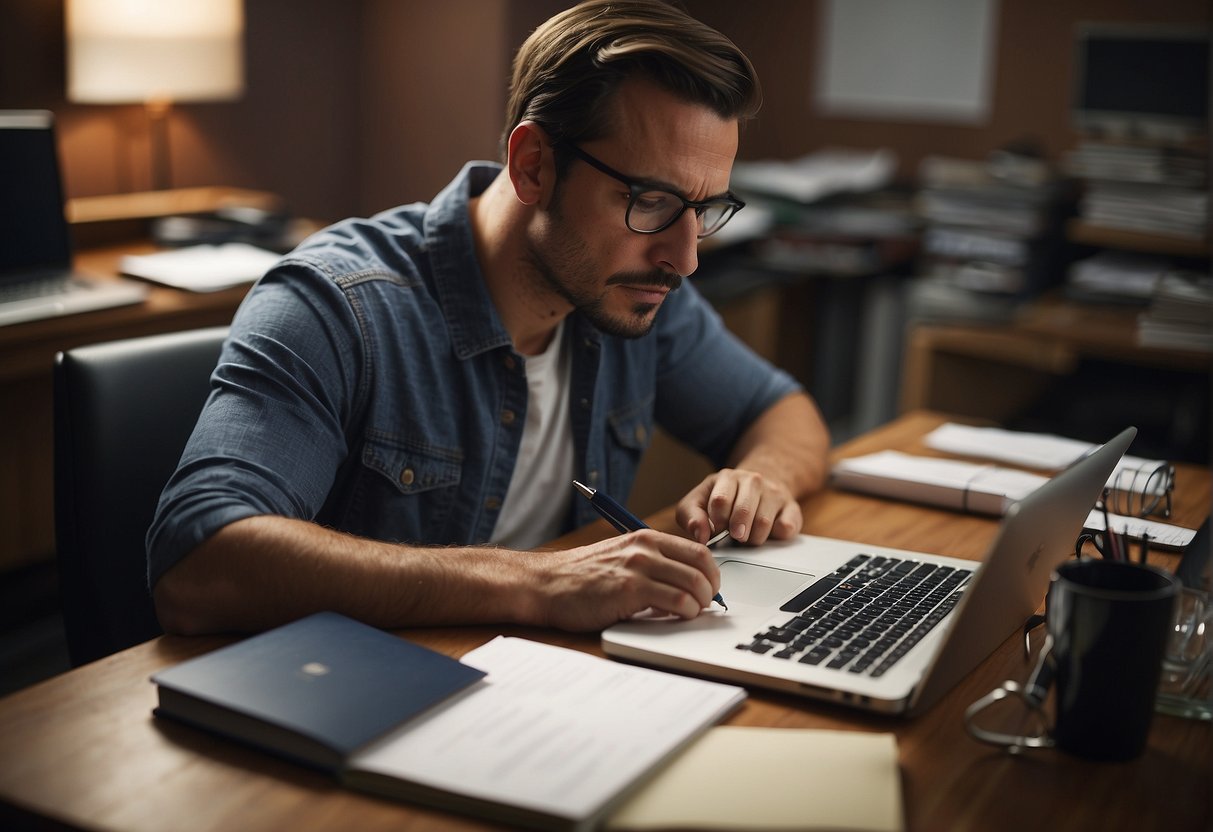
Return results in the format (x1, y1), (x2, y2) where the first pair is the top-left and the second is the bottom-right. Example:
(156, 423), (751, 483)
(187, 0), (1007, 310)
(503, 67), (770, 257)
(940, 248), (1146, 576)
(525, 79), (739, 339)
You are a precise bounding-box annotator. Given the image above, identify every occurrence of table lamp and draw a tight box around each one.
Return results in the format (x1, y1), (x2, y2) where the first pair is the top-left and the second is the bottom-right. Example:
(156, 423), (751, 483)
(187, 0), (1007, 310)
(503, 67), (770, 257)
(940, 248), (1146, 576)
(66, 0), (245, 191)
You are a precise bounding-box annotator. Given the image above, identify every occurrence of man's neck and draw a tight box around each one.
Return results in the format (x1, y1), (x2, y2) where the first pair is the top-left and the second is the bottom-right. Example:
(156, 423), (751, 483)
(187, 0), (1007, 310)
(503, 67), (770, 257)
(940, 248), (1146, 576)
(469, 172), (570, 357)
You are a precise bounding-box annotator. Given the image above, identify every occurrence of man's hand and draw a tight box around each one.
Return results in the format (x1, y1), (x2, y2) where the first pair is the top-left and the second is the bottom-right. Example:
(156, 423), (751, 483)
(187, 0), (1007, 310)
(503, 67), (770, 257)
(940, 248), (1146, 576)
(525, 529), (721, 631)
(674, 469), (803, 547)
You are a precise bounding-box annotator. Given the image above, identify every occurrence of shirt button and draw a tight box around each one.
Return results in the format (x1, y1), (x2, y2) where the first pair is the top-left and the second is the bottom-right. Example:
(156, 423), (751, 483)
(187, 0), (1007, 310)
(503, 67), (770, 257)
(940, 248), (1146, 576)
(634, 425), (647, 445)
(501, 409), (516, 425)
(502, 355), (517, 371)
(579, 398), (590, 410)
(588, 470), (599, 485)
(485, 496), (501, 511)
(399, 467), (415, 486)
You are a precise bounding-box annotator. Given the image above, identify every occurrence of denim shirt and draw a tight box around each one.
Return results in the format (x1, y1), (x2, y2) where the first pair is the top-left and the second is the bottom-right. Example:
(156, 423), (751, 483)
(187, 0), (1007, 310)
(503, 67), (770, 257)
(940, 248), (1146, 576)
(147, 162), (800, 588)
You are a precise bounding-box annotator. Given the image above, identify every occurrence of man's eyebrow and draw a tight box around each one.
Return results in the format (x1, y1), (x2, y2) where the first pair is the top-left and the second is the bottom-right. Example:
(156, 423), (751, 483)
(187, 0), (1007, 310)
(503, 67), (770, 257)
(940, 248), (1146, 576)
(631, 173), (734, 203)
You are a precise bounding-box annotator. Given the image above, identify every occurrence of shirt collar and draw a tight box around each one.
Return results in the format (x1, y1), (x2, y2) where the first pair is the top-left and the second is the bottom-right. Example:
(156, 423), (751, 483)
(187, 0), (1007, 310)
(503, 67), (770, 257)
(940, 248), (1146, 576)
(425, 162), (515, 360)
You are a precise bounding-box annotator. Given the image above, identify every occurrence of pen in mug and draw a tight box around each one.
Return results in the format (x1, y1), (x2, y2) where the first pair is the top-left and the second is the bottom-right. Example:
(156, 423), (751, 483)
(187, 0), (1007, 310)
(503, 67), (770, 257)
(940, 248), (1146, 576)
(571, 480), (728, 610)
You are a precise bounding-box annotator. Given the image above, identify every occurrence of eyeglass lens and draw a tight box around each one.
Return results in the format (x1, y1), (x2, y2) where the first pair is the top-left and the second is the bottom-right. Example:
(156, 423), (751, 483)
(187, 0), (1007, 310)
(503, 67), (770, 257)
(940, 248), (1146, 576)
(1109, 463), (1175, 518)
(627, 191), (734, 237)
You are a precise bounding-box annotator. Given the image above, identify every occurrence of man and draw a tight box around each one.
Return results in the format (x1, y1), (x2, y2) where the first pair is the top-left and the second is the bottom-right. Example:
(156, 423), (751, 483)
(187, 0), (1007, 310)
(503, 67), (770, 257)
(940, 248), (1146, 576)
(149, 0), (829, 636)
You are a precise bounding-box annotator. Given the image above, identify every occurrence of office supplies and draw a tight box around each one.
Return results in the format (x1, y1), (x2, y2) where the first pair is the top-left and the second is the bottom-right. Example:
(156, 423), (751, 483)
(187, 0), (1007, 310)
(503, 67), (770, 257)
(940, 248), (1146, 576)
(924, 422), (1164, 484)
(2, 411), (1206, 832)
(1081, 506), (1194, 549)
(119, 242), (280, 292)
(346, 636), (745, 832)
(966, 559), (1179, 761)
(1100, 490), (1121, 561)
(573, 480), (728, 609)
(151, 611), (487, 772)
(602, 427), (1135, 715)
(831, 450), (1046, 515)
(0, 110), (147, 327)
(832, 449), (1194, 547)
(606, 727), (903, 832)
(154, 615), (744, 832)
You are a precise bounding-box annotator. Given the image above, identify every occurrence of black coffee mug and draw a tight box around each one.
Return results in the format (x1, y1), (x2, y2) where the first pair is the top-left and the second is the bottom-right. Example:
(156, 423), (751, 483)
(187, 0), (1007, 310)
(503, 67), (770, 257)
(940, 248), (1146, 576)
(966, 558), (1180, 761)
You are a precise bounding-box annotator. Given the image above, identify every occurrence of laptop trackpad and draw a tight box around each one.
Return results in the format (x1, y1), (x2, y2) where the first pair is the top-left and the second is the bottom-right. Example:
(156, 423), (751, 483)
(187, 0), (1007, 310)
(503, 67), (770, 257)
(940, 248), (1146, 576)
(718, 560), (812, 608)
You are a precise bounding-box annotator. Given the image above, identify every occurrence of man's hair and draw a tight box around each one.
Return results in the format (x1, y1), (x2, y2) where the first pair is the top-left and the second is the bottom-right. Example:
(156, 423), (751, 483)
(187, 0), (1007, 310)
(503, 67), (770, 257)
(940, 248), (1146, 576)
(502, 0), (761, 167)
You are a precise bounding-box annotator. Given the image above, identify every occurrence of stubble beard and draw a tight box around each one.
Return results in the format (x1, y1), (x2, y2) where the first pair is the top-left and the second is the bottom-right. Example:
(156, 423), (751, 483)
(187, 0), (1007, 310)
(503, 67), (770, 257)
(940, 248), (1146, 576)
(524, 202), (681, 340)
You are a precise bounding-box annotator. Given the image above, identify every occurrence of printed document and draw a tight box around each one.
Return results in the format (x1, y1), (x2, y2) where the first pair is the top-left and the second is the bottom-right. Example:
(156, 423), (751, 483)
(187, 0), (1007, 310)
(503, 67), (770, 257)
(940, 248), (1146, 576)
(349, 636), (745, 825)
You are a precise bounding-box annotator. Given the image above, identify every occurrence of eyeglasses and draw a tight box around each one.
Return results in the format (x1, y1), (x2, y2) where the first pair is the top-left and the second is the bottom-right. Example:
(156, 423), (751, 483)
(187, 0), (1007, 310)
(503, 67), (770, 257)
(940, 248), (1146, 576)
(564, 143), (744, 239)
(1107, 461), (1175, 520)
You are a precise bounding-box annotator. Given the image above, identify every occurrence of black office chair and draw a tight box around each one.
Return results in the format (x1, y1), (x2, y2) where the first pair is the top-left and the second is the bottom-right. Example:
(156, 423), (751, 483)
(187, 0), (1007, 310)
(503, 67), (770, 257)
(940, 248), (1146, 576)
(54, 327), (228, 666)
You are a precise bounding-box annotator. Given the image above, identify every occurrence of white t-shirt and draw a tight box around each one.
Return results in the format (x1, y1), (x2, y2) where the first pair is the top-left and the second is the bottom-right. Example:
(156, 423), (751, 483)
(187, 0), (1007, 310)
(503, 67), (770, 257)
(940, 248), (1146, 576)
(490, 322), (574, 549)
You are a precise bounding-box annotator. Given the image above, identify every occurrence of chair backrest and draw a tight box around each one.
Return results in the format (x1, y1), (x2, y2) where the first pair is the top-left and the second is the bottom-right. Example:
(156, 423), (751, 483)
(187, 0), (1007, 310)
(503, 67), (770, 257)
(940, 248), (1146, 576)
(54, 326), (228, 666)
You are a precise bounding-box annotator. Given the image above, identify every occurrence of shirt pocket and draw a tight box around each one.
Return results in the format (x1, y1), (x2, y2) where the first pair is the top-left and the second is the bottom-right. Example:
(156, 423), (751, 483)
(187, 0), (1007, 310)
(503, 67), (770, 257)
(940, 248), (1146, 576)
(606, 396), (654, 498)
(355, 430), (463, 542)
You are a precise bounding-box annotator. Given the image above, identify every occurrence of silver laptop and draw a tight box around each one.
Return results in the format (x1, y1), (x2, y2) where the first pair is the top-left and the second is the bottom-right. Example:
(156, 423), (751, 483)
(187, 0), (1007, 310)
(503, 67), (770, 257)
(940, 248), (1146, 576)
(0, 110), (147, 327)
(603, 426), (1136, 715)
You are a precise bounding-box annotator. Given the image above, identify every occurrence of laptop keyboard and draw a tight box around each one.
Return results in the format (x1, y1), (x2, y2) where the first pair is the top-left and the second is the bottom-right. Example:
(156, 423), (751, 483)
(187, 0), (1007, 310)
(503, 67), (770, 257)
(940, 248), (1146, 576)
(736, 554), (972, 677)
(0, 274), (75, 303)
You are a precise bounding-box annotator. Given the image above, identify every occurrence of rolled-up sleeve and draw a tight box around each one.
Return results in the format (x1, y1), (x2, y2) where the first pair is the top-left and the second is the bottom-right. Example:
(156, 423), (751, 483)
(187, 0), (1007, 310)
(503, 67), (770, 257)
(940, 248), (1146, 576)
(146, 260), (364, 589)
(653, 283), (801, 466)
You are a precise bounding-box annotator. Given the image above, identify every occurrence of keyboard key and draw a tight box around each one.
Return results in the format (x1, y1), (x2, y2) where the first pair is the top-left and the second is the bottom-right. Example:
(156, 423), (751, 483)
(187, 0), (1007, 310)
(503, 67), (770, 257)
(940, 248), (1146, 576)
(781, 573), (846, 613)
(800, 649), (830, 665)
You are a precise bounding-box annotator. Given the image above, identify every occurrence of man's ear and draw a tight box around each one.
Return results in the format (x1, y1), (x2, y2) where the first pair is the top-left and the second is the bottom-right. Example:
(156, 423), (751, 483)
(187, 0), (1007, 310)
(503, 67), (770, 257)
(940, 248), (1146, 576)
(506, 122), (551, 206)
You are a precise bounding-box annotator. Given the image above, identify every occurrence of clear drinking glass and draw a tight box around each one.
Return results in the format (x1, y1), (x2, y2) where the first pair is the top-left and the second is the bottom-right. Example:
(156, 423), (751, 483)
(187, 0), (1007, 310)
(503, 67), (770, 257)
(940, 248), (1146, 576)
(1156, 588), (1212, 721)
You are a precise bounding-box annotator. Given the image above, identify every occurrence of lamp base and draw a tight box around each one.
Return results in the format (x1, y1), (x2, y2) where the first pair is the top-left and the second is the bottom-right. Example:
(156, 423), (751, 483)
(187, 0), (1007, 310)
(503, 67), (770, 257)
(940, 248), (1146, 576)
(145, 98), (173, 191)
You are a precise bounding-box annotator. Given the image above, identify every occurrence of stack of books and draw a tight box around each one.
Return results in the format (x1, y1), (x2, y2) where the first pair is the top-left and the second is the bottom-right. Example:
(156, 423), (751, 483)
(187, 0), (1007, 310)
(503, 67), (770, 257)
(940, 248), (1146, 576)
(908, 153), (1067, 323)
(1065, 143), (1209, 241)
(1065, 250), (1172, 303)
(1137, 271), (1213, 351)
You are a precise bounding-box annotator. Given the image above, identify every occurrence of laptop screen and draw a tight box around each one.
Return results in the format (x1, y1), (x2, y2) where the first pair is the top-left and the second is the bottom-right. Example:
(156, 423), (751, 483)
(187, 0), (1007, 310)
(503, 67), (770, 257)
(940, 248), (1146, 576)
(0, 110), (73, 278)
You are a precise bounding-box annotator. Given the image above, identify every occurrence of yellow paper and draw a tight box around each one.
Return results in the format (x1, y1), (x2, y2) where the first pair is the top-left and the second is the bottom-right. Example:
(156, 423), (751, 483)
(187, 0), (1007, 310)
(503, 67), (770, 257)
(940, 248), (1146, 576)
(607, 726), (903, 832)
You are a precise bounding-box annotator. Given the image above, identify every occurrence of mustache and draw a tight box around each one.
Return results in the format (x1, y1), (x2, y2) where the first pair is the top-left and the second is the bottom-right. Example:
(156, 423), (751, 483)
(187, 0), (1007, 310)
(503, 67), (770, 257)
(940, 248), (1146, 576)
(605, 270), (683, 292)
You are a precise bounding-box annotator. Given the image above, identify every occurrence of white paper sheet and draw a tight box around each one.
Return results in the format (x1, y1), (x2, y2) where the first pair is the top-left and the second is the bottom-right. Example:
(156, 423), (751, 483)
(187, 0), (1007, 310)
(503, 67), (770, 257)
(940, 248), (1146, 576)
(120, 243), (280, 292)
(350, 636), (745, 823)
(924, 424), (1165, 493)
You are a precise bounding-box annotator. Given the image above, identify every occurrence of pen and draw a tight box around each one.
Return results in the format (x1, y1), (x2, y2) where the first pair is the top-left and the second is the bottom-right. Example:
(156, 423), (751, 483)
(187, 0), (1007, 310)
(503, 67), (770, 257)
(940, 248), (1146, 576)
(1099, 489), (1121, 561)
(572, 480), (728, 610)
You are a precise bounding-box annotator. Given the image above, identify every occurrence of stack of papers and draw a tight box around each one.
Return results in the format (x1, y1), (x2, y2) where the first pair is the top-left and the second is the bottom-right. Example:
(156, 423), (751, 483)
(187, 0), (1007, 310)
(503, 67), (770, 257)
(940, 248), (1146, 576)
(831, 449), (1194, 548)
(832, 424), (1196, 549)
(1065, 251), (1169, 302)
(731, 148), (897, 204)
(1138, 272), (1213, 352)
(120, 243), (281, 292)
(923, 422), (1163, 485)
(833, 450), (1046, 516)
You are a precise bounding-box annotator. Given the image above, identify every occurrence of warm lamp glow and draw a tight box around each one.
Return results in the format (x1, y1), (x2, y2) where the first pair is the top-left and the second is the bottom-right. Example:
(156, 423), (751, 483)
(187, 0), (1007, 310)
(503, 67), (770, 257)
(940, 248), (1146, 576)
(67, 0), (244, 105)
(65, 0), (245, 190)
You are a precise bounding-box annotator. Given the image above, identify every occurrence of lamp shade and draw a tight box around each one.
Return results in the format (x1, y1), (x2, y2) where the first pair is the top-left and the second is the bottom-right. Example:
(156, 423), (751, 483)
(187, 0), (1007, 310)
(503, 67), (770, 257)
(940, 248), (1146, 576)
(67, 0), (244, 104)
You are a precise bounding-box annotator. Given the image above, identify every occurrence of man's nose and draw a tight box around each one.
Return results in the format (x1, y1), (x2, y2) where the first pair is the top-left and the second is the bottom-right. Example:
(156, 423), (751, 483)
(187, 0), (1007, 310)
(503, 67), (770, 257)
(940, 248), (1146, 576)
(649, 210), (700, 278)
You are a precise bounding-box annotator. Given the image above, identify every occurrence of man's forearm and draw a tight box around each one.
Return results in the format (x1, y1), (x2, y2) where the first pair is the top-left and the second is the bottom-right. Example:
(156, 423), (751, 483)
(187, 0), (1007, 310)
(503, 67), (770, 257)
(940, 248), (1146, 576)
(727, 391), (830, 498)
(152, 515), (540, 635)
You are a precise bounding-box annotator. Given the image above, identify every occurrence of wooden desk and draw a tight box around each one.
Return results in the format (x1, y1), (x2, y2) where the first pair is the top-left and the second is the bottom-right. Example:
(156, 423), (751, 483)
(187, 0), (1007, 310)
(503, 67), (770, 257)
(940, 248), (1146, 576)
(0, 244), (251, 572)
(1, 411), (1208, 831)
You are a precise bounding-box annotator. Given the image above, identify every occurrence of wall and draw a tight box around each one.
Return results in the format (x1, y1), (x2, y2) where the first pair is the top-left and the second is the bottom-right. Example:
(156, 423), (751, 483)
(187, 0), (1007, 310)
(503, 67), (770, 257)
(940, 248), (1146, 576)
(2, 1), (1206, 219)
(694, 0), (1210, 176)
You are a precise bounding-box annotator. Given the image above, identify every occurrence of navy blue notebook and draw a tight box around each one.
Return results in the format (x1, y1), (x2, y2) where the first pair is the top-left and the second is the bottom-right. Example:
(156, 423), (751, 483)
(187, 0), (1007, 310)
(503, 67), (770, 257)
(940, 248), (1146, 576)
(152, 611), (486, 772)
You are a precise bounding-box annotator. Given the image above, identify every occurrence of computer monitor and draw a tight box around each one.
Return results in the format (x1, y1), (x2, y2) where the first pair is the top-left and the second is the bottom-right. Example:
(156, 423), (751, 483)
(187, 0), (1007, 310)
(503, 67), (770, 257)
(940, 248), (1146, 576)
(1072, 23), (1210, 141)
